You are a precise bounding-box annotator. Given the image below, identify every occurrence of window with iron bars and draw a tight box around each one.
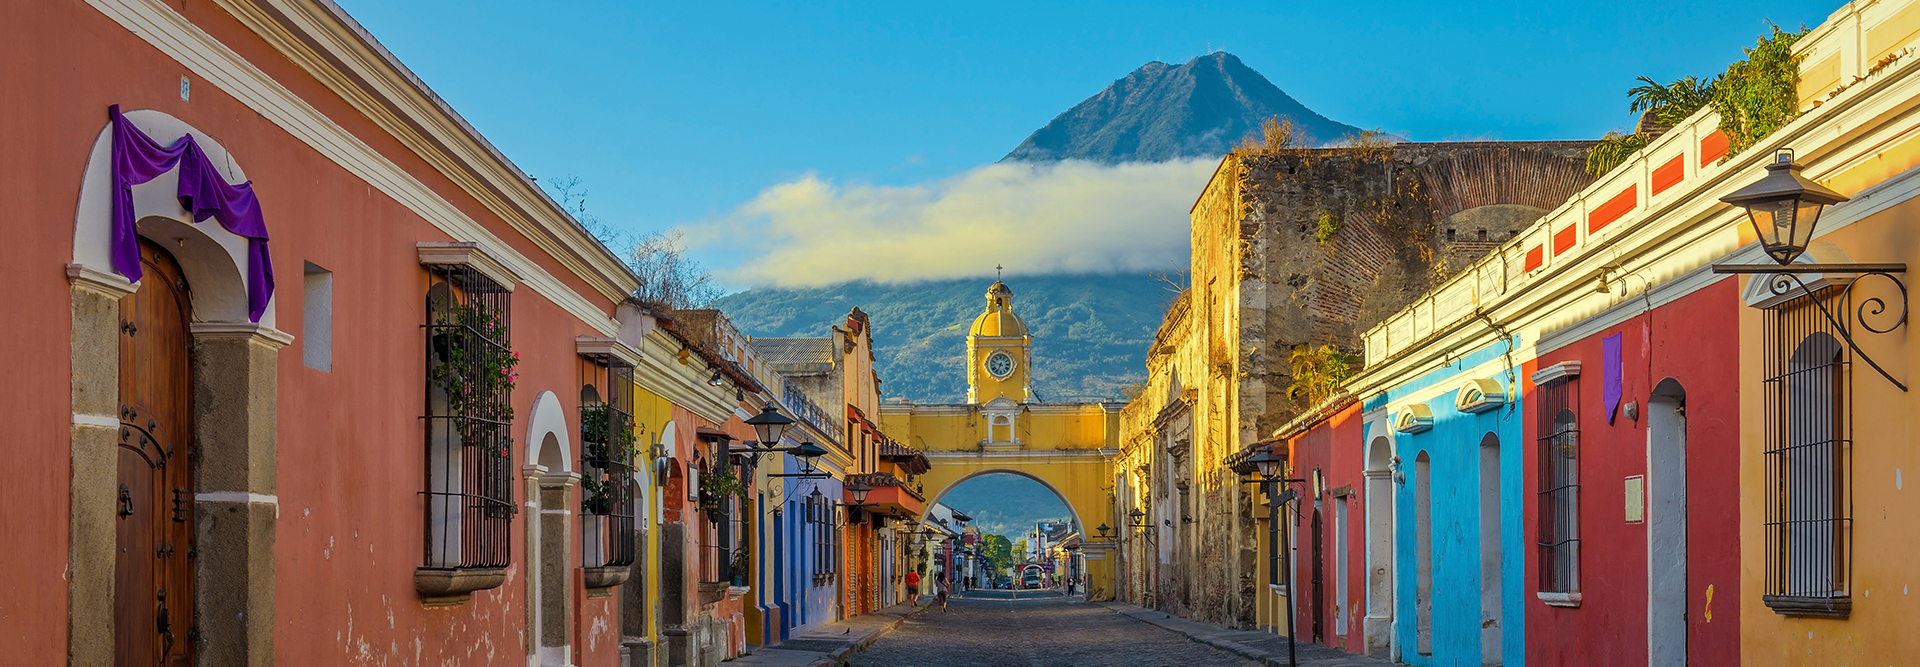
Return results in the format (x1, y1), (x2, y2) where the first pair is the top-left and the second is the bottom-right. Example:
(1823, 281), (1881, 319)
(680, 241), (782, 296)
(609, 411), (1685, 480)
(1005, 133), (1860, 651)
(808, 490), (841, 581)
(1535, 377), (1579, 594)
(699, 459), (750, 585)
(421, 265), (516, 570)
(1762, 288), (1852, 618)
(579, 356), (638, 571)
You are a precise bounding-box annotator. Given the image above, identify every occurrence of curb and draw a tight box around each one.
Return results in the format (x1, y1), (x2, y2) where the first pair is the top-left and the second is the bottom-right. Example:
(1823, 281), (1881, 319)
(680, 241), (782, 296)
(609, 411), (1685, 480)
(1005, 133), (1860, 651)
(805, 604), (930, 667)
(1099, 602), (1284, 666)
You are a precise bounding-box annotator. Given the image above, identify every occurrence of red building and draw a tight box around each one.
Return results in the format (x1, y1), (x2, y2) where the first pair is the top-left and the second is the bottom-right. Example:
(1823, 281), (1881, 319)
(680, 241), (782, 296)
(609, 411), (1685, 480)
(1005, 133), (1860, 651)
(1524, 278), (1743, 666)
(1274, 399), (1372, 656)
(1, 1), (651, 664)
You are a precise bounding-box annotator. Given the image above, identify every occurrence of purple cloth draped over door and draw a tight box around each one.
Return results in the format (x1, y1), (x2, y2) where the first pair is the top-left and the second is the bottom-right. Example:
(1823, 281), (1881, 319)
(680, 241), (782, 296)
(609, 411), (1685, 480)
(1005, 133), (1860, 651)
(1603, 332), (1623, 425)
(109, 105), (274, 322)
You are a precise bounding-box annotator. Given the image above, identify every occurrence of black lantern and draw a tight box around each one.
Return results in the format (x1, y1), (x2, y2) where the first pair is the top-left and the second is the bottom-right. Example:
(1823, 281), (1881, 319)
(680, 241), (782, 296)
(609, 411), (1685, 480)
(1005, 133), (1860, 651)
(1096, 523), (1110, 539)
(1245, 448), (1286, 480)
(847, 482), (872, 505)
(1127, 508), (1146, 528)
(791, 441), (827, 471)
(1721, 149), (1849, 265)
(746, 404), (794, 447)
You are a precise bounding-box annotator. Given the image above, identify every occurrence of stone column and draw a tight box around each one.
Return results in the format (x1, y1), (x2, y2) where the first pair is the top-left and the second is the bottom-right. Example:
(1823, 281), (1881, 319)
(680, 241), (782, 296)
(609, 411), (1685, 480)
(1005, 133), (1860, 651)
(538, 471), (581, 665)
(191, 322), (290, 667)
(67, 265), (135, 667)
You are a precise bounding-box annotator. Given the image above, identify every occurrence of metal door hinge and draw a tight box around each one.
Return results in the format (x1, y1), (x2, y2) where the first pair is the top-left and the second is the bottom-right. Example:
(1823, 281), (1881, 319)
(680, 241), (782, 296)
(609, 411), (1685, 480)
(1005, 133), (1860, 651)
(121, 320), (138, 336)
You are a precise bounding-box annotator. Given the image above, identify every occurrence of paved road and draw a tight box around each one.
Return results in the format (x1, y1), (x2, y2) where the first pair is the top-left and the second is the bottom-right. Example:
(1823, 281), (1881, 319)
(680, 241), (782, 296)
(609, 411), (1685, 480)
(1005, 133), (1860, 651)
(845, 590), (1260, 667)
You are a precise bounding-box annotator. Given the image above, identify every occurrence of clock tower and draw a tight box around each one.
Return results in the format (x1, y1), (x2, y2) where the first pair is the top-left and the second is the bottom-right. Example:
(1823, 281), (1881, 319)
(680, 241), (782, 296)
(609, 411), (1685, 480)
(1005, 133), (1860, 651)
(966, 280), (1032, 404)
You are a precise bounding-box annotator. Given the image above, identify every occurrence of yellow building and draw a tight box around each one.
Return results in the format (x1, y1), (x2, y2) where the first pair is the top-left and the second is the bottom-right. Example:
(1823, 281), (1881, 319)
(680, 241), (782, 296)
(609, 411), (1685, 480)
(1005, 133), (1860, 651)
(880, 281), (1125, 600)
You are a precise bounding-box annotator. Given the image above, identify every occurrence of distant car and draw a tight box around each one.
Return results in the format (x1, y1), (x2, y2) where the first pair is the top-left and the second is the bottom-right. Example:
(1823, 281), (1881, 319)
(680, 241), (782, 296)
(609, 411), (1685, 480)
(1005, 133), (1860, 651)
(1021, 569), (1042, 589)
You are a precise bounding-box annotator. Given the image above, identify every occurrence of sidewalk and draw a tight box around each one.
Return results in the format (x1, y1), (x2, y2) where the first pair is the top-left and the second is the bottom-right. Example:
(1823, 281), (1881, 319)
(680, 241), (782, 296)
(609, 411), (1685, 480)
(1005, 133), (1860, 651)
(1100, 602), (1392, 667)
(724, 602), (928, 667)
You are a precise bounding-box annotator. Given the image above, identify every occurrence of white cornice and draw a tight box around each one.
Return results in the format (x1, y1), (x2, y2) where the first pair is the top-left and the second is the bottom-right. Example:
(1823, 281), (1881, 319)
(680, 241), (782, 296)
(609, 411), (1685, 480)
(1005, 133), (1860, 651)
(66, 263), (137, 298)
(633, 328), (733, 424)
(191, 322), (296, 349)
(209, 0), (638, 302)
(417, 242), (522, 291)
(575, 336), (644, 368)
(83, 0), (622, 336)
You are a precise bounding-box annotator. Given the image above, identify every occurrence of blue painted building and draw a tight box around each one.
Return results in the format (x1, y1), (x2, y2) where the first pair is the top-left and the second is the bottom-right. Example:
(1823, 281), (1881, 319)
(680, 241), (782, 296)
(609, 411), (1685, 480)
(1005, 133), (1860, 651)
(1358, 336), (1527, 667)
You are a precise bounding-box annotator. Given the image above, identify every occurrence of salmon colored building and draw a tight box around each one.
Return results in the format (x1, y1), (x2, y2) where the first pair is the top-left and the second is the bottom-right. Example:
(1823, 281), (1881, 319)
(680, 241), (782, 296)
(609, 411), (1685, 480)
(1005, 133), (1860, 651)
(0, 0), (680, 664)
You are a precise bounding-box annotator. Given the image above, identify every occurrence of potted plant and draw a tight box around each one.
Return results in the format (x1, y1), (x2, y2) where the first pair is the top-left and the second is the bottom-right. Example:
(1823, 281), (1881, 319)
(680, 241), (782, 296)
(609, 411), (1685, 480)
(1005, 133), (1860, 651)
(729, 548), (750, 587)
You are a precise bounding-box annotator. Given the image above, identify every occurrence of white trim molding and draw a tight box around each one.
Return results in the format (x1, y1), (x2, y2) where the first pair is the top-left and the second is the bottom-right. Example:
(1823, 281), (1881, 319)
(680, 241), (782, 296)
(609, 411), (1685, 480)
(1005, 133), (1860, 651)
(65, 263), (138, 298)
(1532, 361), (1583, 386)
(1453, 378), (1507, 414)
(190, 322), (296, 349)
(1538, 591), (1583, 608)
(1391, 405), (1434, 434)
(575, 336), (644, 368)
(71, 412), (121, 429)
(417, 242), (523, 292)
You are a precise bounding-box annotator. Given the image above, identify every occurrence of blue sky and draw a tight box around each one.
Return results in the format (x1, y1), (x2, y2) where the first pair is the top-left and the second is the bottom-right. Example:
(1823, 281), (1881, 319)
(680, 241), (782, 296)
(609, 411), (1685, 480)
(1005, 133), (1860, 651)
(336, 0), (1837, 285)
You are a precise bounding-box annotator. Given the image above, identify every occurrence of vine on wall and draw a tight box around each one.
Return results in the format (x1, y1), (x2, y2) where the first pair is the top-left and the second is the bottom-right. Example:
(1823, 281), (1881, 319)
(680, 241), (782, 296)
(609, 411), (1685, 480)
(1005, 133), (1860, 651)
(1711, 24), (1810, 158)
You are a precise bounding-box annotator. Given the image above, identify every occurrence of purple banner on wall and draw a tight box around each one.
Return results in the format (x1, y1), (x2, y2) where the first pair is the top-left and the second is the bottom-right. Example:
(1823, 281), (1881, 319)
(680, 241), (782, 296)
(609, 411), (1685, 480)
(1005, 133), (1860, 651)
(1603, 332), (1623, 425)
(109, 105), (274, 322)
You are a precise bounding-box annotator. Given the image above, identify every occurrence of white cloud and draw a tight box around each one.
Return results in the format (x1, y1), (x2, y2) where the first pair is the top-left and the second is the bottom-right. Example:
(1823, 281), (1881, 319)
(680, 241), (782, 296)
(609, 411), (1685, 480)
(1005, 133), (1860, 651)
(687, 159), (1219, 287)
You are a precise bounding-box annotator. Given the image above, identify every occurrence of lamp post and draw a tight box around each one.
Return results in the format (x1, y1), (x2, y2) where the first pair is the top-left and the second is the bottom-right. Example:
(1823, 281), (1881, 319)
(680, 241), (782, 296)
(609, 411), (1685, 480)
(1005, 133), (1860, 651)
(1711, 149), (1909, 390)
(1239, 447), (1300, 667)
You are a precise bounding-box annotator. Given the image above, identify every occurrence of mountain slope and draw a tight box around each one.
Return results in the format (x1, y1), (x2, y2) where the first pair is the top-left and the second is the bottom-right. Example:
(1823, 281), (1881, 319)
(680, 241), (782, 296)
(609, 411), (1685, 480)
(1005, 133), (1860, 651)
(1003, 52), (1365, 163)
(716, 273), (1175, 403)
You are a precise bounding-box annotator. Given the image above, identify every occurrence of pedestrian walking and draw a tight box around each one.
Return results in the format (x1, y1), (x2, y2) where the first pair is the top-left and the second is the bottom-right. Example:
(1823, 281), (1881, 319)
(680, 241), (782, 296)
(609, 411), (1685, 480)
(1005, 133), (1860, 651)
(935, 579), (949, 612)
(905, 570), (922, 605)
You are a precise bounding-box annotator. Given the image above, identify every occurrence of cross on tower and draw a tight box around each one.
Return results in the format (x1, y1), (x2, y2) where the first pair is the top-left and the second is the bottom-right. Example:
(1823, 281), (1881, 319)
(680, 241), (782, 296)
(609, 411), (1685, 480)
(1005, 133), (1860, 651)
(996, 264), (1003, 280)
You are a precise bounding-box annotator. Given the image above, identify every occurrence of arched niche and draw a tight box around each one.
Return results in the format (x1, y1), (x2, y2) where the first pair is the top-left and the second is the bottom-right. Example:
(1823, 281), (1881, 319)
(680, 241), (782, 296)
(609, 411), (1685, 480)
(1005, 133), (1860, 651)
(72, 109), (276, 327)
(525, 390), (574, 472)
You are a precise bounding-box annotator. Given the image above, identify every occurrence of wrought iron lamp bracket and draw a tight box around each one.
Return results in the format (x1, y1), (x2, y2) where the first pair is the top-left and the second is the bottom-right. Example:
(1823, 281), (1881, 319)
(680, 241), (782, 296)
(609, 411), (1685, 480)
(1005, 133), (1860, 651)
(1712, 262), (1909, 392)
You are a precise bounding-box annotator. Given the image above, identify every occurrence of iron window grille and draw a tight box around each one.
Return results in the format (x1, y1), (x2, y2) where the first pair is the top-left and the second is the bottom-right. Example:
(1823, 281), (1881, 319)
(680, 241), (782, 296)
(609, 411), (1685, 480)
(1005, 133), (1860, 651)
(579, 356), (638, 569)
(1535, 377), (1580, 594)
(421, 265), (516, 570)
(1763, 288), (1853, 617)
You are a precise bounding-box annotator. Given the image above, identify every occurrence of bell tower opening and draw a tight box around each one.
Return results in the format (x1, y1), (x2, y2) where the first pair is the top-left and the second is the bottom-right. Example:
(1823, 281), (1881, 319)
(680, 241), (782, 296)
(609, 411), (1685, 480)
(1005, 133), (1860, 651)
(966, 280), (1033, 404)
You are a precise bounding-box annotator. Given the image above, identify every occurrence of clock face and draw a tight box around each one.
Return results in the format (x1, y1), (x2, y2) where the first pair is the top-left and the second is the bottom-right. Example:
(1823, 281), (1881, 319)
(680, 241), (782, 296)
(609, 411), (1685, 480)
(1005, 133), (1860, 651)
(986, 351), (1015, 379)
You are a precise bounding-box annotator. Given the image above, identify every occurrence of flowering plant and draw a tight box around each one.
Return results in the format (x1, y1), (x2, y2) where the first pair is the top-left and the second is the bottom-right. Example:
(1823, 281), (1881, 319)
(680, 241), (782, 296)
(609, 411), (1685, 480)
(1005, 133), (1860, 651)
(427, 296), (519, 453)
(581, 403), (638, 514)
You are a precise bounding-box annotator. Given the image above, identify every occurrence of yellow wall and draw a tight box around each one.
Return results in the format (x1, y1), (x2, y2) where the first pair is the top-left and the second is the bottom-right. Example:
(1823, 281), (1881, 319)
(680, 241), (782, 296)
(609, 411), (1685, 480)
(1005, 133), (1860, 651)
(629, 385), (679, 651)
(1737, 186), (1920, 664)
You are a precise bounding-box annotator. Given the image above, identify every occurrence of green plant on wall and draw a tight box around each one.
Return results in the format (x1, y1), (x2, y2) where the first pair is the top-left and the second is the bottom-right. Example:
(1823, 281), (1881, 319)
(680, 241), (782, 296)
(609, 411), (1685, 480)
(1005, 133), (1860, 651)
(1315, 209), (1343, 244)
(580, 403), (639, 514)
(1586, 131), (1651, 176)
(1629, 75), (1717, 127)
(700, 462), (749, 500)
(1711, 24), (1809, 158)
(427, 295), (519, 454)
(1286, 344), (1360, 406)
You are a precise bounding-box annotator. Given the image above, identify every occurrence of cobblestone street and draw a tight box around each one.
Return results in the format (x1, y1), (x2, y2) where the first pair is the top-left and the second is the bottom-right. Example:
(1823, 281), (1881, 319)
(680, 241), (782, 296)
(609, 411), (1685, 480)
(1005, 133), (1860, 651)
(845, 591), (1260, 667)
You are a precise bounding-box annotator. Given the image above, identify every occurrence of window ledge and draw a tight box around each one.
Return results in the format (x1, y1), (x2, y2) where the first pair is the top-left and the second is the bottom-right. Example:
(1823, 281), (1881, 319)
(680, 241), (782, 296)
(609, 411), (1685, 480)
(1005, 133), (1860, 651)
(584, 565), (632, 595)
(1763, 594), (1851, 618)
(1537, 591), (1582, 608)
(415, 567), (508, 607)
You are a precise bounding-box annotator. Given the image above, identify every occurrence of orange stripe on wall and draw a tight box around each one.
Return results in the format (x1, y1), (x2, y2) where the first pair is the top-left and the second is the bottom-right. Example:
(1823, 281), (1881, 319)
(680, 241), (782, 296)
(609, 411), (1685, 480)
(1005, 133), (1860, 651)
(1525, 246), (1544, 272)
(1553, 225), (1577, 256)
(1701, 130), (1730, 166)
(1651, 155), (1685, 195)
(1588, 185), (1638, 233)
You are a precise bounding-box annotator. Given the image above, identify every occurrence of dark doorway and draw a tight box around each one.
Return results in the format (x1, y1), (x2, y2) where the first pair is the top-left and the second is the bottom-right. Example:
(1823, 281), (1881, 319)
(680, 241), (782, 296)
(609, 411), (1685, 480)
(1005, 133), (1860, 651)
(117, 238), (196, 666)
(1311, 507), (1325, 643)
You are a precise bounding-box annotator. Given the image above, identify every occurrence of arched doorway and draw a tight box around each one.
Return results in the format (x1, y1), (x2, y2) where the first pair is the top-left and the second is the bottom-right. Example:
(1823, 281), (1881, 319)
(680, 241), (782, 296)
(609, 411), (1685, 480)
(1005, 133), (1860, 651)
(1363, 436), (1395, 658)
(524, 391), (575, 667)
(1648, 379), (1688, 666)
(116, 238), (196, 666)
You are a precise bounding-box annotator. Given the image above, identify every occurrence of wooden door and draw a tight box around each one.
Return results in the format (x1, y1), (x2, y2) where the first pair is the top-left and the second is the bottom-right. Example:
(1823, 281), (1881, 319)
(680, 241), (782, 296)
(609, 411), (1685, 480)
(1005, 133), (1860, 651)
(1311, 507), (1325, 643)
(116, 239), (195, 667)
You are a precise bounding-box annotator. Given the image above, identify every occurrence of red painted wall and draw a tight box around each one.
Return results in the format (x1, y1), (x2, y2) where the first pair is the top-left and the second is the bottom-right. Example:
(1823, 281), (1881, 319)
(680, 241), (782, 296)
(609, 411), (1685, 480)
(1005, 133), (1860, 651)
(1286, 402), (1370, 656)
(1525, 279), (1742, 667)
(0, 1), (628, 663)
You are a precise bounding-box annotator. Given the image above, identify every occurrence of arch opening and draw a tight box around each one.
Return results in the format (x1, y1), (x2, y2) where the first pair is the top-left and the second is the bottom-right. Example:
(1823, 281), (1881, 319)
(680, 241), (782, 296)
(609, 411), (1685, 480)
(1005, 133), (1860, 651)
(924, 470), (1082, 589)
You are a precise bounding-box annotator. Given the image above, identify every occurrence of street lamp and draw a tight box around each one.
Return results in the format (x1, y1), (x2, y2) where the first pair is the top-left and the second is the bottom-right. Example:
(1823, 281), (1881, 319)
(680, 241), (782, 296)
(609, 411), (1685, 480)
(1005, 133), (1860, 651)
(745, 404), (794, 448)
(847, 482), (872, 505)
(1722, 149), (1850, 265)
(1711, 149), (1909, 390)
(1096, 523), (1110, 540)
(1238, 446), (1301, 667)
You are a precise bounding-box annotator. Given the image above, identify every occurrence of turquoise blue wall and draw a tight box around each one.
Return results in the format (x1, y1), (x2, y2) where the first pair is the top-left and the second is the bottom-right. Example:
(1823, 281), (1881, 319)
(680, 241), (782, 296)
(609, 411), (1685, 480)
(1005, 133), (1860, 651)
(1365, 337), (1527, 666)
